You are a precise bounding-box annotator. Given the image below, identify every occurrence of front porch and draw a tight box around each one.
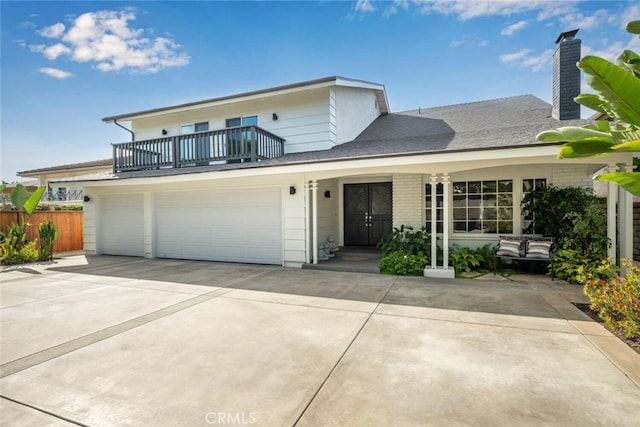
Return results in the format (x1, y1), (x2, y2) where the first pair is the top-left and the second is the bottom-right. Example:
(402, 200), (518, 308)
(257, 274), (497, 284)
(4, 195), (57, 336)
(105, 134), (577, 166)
(302, 160), (634, 276)
(303, 247), (382, 274)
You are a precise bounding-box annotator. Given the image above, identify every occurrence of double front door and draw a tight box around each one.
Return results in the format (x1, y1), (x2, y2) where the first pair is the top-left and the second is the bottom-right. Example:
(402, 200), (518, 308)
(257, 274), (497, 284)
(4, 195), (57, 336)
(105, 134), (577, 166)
(344, 183), (392, 246)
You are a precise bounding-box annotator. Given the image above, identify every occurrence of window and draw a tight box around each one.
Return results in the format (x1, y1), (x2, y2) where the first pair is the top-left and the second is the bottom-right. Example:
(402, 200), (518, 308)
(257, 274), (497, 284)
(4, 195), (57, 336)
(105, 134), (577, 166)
(452, 180), (513, 234)
(225, 115), (257, 128)
(425, 183), (444, 233)
(522, 178), (547, 234)
(180, 122), (209, 134)
(180, 122), (209, 162)
(226, 116), (258, 163)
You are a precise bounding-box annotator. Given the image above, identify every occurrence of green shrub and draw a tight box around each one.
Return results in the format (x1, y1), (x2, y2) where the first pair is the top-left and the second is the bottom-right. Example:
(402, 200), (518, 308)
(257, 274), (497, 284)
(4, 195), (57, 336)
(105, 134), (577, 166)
(521, 185), (602, 242)
(377, 225), (430, 257)
(379, 252), (426, 276)
(584, 259), (640, 338)
(449, 246), (484, 274)
(38, 220), (58, 261)
(522, 185), (610, 282)
(473, 244), (494, 270)
(551, 249), (617, 285)
(1, 240), (39, 265)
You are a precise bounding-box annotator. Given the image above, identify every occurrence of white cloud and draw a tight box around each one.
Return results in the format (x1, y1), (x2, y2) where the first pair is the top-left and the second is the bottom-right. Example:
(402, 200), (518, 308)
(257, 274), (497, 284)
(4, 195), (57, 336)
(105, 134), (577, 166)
(499, 48), (532, 64)
(43, 43), (72, 60)
(449, 34), (488, 48)
(499, 47), (555, 72)
(390, 0), (577, 21)
(501, 20), (527, 36)
(355, 0), (376, 13)
(38, 22), (66, 38)
(19, 21), (37, 30)
(559, 9), (607, 30)
(583, 34), (640, 63)
(521, 49), (553, 72)
(29, 9), (189, 74)
(39, 67), (73, 79)
(621, 4), (640, 26)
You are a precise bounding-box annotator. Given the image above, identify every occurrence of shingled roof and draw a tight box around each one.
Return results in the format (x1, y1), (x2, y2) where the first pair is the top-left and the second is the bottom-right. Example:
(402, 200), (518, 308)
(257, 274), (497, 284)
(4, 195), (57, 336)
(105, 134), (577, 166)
(61, 94), (590, 182)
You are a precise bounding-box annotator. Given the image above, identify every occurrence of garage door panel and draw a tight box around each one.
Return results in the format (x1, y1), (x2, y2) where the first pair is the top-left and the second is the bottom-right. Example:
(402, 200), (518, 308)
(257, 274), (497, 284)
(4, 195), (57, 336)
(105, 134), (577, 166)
(100, 194), (144, 256)
(156, 187), (283, 265)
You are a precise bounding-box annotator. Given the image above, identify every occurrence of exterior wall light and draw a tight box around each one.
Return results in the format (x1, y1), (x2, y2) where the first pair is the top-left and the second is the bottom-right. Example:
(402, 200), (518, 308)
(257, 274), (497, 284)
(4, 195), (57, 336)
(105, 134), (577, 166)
(272, 113), (278, 120)
(324, 190), (331, 198)
(289, 186), (296, 195)
(83, 195), (91, 202)
(162, 129), (168, 135)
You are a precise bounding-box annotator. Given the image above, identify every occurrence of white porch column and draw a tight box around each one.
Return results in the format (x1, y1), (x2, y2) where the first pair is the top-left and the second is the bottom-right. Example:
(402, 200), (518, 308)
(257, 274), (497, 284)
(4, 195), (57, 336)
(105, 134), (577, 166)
(311, 180), (319, 264)
(424, 174), (455, 278)
(304, 182), (312, 264)
(618, 164), (634, 261)
(606, 165), (618, 262)
(442, 174), (450, 269)
(430, 174), (438, 269)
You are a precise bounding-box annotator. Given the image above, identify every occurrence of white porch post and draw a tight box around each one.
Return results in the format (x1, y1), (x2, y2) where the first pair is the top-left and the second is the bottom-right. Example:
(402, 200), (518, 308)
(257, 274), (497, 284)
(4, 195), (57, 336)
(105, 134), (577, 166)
(606, 165), (618, 262)
(618, 164), (634, 261)
(311, 180), (319, 264)
(430, 174), (438, 269)
(304, 181), (312, 264)
(442, 174), (450, 269)
(424, 174), (455, 278)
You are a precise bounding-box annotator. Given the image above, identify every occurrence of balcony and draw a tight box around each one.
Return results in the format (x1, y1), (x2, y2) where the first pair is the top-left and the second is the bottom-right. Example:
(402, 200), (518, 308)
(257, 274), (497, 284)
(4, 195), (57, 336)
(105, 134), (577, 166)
(112, 125), (285, 173)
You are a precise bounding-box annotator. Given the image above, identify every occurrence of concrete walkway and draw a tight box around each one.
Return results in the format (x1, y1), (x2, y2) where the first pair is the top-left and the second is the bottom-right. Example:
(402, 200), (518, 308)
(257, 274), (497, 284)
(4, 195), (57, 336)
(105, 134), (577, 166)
(1, 255), (639, 426)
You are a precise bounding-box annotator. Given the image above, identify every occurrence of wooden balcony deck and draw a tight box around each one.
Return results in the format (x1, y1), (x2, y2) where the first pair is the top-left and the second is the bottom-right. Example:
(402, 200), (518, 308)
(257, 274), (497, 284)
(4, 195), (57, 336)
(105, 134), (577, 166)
(112, 125), (285, 173)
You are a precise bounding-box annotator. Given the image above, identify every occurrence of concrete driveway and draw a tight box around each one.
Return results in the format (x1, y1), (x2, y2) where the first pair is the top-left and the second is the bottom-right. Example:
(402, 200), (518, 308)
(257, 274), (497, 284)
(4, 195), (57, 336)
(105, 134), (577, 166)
(1, 255), (639, 426)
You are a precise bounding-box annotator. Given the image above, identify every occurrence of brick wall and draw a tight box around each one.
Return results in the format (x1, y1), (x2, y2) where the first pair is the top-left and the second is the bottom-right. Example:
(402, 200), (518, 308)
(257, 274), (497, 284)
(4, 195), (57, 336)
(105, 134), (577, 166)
(551, 164), (595, 189)
(392, 174), (424, 229)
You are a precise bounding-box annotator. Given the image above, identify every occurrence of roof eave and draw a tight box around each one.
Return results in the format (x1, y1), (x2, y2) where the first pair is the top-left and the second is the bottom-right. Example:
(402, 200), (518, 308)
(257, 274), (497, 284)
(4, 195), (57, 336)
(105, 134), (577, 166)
(102, 76), (387, 122)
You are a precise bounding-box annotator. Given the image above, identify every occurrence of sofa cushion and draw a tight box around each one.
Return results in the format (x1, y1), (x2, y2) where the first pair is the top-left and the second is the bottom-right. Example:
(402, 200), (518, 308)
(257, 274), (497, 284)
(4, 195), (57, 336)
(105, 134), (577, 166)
(496, 239), (521, 257)
(526, 241), (552, 259)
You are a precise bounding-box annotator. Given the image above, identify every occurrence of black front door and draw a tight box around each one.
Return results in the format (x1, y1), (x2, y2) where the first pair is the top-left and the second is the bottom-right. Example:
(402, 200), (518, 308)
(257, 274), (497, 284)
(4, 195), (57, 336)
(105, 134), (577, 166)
(344, 183), (392, 246)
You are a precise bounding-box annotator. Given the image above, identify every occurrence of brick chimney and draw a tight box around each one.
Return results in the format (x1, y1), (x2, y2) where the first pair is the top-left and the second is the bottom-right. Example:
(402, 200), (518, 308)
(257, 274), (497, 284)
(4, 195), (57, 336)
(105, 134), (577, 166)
(552, 29), (581, 120)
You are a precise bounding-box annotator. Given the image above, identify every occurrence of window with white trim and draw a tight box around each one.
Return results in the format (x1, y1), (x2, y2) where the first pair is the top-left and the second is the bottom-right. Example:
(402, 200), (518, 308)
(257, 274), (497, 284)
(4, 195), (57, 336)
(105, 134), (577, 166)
(452, 180), (514, 234)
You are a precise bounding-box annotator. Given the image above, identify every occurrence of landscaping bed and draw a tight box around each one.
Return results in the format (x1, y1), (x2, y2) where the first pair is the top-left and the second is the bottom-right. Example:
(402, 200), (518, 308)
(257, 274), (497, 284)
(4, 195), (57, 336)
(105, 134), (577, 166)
(574, 303), (640, 355)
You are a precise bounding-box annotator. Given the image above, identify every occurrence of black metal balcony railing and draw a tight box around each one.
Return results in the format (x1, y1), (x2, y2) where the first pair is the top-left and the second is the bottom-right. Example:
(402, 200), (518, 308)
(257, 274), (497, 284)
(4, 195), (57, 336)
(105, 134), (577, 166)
(112, 125), (285, 173)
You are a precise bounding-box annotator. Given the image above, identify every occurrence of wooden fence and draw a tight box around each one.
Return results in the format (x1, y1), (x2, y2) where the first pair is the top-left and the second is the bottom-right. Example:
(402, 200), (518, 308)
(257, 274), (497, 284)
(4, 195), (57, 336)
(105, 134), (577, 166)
(0, 211), (83, 253)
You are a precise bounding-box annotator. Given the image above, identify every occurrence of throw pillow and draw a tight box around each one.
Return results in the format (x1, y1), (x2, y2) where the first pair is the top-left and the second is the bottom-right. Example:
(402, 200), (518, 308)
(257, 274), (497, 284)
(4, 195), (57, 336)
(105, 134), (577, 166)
(526, 241), (552, 259)
(496, 239), (521, 257)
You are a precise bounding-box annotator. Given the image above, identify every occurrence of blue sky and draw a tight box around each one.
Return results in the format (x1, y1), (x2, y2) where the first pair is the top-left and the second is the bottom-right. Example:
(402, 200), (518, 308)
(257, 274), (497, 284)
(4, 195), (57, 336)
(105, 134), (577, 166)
(2, 0), (639, 183)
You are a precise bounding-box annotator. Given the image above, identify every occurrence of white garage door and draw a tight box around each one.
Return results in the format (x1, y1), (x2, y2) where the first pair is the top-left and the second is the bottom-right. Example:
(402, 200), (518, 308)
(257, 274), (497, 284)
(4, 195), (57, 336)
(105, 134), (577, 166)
(100, 193), (145, 256)
(155, 187), (283, 265)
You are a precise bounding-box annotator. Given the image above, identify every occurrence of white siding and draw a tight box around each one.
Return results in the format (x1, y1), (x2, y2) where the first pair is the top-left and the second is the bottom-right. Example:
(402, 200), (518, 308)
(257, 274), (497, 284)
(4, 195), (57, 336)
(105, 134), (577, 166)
(83, 200), (96, 254)
(317, 178), (339, 243)
(283, 180), (306, 267)
(131, 89), (334, 154)
(127, 85), (381, 155)
(334, 86), (381, 145)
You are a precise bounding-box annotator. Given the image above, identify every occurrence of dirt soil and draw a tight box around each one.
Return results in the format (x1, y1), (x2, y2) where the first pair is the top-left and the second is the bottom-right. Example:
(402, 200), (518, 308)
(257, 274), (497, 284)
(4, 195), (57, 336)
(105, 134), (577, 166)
(574, 303), (640, 355)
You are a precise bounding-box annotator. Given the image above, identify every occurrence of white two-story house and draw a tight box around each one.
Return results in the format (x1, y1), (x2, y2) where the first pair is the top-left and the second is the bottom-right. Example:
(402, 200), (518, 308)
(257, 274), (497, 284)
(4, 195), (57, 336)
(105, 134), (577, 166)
(65, 32), (633, 277)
